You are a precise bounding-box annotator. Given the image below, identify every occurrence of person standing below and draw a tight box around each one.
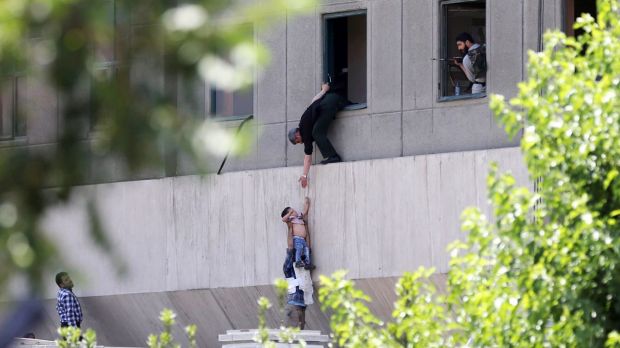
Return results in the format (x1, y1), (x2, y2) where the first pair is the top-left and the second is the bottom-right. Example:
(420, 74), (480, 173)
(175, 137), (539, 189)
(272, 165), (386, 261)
(55, 272), (83, 329)
(453, 32), (487, 94)
(288, 83), (346, 188)
(283, 248), (307, 329)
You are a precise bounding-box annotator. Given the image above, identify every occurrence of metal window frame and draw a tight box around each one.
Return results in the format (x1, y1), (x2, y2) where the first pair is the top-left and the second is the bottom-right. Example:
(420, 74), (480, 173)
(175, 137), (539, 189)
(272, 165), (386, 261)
(438, 0), (487, 102)
(0, 75), (26, 141)
(208, 23), (256, 121)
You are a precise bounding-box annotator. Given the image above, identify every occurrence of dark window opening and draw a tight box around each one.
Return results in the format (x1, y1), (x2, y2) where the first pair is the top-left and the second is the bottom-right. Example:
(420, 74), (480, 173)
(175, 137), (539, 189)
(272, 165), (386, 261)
(209, 88), (253, 118)
(90, 0), (117, 131)
(564, 0), (597, 37)
(324, 11), (367, 110)
(440, 0), (486, 100)
(0, 76), (25, 140)
(209, 24), (254, 119)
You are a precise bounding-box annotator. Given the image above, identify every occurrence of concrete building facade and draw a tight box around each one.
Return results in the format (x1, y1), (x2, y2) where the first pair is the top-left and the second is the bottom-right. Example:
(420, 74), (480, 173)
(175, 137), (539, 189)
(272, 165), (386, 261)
(0, 0), (596, 347)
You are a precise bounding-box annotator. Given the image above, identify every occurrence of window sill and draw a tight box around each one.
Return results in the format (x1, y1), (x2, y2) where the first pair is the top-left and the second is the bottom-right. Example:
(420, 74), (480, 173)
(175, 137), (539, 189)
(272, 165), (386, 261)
(336, 105), (368, 119)
(0, 136), (28, 148)
(438, 93), (487, 103)
(210, 114), (253, 123)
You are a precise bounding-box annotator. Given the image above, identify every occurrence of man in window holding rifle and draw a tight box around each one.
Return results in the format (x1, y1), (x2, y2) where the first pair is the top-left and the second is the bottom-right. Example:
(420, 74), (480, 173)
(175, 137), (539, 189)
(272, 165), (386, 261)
(287, 82), (346, 188)
(453, 32), (487, 94)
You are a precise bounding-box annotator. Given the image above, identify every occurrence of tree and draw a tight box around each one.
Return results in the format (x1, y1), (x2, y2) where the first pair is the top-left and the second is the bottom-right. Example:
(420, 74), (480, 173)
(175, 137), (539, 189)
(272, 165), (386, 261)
(0, 0), (313, 298)
(318, 0), (620, 346)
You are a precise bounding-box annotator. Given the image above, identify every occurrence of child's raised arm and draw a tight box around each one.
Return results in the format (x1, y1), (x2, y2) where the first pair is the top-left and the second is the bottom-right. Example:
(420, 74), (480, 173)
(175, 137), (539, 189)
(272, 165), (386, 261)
(303, 196), (310, 217)
(282, 210), (293, 222)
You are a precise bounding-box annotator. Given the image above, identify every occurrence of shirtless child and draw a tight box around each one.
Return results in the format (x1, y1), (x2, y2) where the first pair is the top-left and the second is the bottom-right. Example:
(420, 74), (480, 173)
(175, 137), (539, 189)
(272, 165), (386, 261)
(281, 197), (315, 270)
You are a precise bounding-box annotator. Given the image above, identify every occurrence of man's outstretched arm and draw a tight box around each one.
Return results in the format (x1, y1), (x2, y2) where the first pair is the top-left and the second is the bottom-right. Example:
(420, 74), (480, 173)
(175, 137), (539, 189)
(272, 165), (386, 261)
(299, 155), (312, 188)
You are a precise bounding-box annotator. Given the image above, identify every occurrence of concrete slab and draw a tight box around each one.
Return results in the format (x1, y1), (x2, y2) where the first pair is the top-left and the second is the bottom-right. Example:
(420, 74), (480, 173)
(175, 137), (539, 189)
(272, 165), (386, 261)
(403, 0), (434, 110)
(370, 0), (402, 114)
(20, 71), (58, 144)
(257, 123), (287, 169)
(286, 12), (317, 123)
(432, 102), (491, 154)
(403, 109), (434, 156)
(370, 112), (402, 159)
(327, 113), (372, 162)
(488, 0), (524, 99)
(257, 21), (287, 125)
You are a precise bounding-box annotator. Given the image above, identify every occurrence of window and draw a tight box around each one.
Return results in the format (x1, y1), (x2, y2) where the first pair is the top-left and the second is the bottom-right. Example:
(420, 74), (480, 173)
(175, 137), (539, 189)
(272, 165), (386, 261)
(323, 11), (367, 110)
(208, 24), (254, 119)
(209, 88), (253, 118)
(439, 0), (486, 100)
(0, 76), (26, 140)
(90, 0), (117, 131)
(564, 0), (597, 37)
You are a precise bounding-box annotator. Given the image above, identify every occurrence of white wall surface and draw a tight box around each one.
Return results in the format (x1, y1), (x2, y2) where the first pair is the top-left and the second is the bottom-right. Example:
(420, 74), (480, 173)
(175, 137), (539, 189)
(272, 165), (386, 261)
(42, 147), (529, 298)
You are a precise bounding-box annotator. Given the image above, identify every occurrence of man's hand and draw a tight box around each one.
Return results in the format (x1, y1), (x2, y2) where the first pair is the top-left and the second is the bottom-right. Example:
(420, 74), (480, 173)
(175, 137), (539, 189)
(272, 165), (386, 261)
(299, 175), (308, 188)
(321, 83), (330, 93)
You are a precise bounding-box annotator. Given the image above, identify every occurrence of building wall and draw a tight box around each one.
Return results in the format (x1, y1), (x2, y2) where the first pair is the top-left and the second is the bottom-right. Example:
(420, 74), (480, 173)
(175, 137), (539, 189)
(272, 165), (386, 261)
(10, 275), (447, 347)
(36, 147), (529, 299)
(1, 0), (563, 184)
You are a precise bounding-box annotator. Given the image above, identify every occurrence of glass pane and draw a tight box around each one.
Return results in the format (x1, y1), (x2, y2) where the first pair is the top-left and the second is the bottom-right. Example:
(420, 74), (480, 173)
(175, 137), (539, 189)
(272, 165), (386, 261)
(210, 88), (253, 117)
(0, 79), (15, 138)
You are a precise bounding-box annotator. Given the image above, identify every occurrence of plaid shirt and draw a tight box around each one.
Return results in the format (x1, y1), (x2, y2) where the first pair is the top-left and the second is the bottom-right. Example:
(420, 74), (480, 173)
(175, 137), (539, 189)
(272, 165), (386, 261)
(56, 288), (83, 326)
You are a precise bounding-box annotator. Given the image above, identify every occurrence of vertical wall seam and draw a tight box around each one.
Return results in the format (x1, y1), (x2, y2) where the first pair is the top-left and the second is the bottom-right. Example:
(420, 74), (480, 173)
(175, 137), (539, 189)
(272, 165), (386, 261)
(522, 0), (525, 81)
(400, 0), (404, 157)
(284, 11), (289, 167)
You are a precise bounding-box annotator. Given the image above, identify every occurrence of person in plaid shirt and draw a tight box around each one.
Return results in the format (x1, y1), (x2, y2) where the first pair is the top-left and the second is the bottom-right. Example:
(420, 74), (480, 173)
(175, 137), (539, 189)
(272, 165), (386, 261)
(55, 272), (83, 328)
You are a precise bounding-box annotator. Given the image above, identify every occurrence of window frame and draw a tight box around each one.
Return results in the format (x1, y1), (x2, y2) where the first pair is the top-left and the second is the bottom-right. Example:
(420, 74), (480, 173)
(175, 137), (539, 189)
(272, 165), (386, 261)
(0, 75), (26, 141)
(322, 10), (368, 111)
(207, 23), (256, 122)
(438, 0), (487, 102)
(207, 87), (255, 122)
(89, 0), (118, 133)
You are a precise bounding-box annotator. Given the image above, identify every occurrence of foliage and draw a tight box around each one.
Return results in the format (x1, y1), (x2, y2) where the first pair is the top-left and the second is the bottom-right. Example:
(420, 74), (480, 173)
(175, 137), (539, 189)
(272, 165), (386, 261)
(53, 309), (194, 348)
(146, 309), (196, 348)
(55, 326), (96, 348)
(254, 279), (305, 347)
(0, 0), (314, 297)
(318, 0), (620, 346)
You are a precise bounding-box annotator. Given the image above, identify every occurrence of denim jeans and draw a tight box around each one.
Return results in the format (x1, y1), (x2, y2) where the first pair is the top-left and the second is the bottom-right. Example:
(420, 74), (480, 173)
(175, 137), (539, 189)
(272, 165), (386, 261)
(293, 236), (311, 265)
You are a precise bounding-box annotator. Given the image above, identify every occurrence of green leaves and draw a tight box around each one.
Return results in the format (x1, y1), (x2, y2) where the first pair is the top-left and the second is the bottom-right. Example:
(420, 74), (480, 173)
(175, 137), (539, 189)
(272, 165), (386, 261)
(56, 327), (97, 348)
(147, 309), (196, 348)
(0, 0), (315, 298)
(317, 1), (620, 346)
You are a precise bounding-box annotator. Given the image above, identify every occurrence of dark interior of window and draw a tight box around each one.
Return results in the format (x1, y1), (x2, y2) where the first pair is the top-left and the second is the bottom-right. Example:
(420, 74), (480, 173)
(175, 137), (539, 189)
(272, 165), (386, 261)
(210, 88), (253, 118)
(440, 1), (486, 99)
(0, 77), (25, 139)
(210, 23), (254, 119)
(565, 0), (597, 37)
(324, 12), (367, 110)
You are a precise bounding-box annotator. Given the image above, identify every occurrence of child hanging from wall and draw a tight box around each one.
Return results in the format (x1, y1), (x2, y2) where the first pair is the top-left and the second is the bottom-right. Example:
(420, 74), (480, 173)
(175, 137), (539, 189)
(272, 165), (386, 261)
(281, 197), (316, 270)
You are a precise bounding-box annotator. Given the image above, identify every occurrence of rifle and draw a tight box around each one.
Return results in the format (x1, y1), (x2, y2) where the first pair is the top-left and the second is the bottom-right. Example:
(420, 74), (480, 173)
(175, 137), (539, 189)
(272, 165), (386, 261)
(432, 57), (463, 63)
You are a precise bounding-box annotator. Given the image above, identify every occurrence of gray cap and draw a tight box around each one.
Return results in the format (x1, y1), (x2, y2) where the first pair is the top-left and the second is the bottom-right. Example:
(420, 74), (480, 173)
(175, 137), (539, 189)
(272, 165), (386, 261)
(288, 128), (298, 145)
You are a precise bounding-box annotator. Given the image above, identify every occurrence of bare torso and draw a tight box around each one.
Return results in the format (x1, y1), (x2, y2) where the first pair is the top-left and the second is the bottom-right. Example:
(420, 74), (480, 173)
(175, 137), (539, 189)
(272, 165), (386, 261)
(291, 223), (307, 239)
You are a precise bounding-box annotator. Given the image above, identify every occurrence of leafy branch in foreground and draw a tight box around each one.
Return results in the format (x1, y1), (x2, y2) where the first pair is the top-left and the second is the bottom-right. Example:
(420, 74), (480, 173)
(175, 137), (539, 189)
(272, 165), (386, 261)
(319, 0), (620, 346)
